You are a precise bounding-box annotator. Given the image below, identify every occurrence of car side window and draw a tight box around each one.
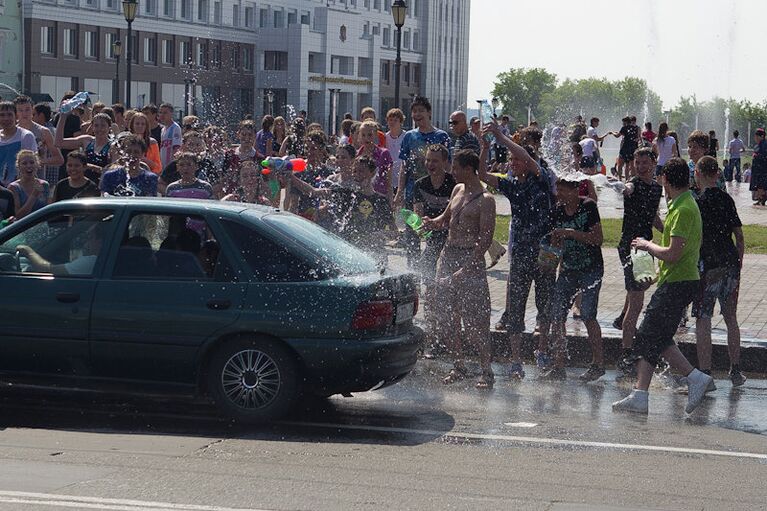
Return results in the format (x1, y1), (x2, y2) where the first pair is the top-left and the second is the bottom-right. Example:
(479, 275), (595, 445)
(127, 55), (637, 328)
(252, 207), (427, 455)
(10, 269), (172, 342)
(0, 211), (115, 277)
(220, 220), (320, 283)
(112, 213), (236, 282)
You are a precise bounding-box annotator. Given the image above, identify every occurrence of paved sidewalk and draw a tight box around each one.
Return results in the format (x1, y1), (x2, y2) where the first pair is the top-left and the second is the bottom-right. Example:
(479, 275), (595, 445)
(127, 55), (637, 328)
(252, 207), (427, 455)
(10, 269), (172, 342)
(485, 249), (767, 348)
(398, 249), (767, 348)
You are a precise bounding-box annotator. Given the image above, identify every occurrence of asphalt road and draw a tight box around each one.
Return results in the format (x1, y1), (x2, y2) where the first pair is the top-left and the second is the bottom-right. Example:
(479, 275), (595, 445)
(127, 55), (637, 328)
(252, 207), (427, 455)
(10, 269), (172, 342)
(1, 361), (765, 511)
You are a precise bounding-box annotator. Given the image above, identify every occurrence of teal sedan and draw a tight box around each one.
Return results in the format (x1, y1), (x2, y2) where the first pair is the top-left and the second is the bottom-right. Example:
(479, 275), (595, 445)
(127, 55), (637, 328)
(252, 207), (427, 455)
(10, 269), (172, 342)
(0, 198), (422, 422)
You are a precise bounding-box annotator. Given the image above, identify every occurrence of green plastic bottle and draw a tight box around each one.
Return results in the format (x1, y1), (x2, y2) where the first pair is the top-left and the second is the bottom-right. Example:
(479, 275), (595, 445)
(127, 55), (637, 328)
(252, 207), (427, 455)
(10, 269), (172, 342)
(400, 208), (432, 239)
(0, 219), (9, 230)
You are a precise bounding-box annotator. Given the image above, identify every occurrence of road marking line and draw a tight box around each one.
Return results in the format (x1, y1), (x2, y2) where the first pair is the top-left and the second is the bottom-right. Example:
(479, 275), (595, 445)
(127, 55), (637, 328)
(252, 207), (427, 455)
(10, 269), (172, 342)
(283, 421), (767, 461)
(503, 422), (538, 428)
(0, 491), (267, 511)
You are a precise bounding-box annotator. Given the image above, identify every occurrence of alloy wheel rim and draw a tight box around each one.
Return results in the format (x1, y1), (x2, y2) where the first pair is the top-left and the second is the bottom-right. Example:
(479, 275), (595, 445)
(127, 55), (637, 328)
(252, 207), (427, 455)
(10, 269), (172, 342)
(221, 349), (281, 410)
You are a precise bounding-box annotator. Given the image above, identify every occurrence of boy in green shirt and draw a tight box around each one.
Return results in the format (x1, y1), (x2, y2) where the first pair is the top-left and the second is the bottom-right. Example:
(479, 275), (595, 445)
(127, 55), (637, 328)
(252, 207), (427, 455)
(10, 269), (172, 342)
(612, 157), (713, 415)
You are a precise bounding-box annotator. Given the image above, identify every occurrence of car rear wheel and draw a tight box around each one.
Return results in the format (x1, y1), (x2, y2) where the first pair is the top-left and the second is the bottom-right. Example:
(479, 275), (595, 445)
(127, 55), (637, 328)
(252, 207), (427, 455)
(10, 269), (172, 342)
(207, 337), (300, 423)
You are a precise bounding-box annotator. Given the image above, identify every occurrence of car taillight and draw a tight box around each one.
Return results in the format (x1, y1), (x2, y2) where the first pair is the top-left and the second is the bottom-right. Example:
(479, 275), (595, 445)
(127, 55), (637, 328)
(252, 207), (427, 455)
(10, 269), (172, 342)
(351, 300), (394, 330)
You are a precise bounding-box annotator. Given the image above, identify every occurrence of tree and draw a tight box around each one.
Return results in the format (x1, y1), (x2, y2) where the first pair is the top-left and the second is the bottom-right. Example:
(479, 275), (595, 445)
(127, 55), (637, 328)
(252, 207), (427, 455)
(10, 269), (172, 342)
(491, 68), (557, 125)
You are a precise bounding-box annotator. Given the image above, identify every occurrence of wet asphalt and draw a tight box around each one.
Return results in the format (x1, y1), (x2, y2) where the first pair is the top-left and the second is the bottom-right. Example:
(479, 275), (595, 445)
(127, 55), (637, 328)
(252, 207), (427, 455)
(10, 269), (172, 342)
(0, 360), (765, 510)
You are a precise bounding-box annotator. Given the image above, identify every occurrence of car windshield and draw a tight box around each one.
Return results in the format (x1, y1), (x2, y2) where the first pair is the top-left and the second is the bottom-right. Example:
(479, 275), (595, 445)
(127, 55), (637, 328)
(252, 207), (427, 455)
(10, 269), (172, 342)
(258, 212), (379, 276)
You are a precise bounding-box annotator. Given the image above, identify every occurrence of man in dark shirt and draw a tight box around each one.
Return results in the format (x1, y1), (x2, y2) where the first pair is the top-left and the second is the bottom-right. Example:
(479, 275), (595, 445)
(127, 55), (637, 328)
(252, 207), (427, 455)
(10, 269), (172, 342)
(52, 92), (82, 182)
(608, 116), (639, 181)
(692, 156), (746, 387)
(142, 104), (163, 145)
(414, 144), (456, 351)
(448, 111), (480, 156)
(479, 122), (554, 381)
(546, 178), (605, 381)
(614, 148), (664, 379)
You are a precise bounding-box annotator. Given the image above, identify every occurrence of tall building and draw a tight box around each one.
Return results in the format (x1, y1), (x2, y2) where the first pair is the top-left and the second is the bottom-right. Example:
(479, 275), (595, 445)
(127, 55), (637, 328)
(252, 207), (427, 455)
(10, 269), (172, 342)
(21, 0), (470, 130)
(0, 0), (24, 98)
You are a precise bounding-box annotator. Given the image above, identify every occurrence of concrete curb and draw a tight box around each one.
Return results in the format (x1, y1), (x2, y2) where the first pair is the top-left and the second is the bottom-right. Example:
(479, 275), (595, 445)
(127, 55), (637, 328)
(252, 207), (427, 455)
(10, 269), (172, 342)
(487, 331), (766, 373)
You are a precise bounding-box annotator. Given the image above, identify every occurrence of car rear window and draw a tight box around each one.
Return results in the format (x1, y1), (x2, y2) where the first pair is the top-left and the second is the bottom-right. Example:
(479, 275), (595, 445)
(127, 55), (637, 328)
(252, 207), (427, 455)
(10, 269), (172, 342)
(257, 212), (379, 276)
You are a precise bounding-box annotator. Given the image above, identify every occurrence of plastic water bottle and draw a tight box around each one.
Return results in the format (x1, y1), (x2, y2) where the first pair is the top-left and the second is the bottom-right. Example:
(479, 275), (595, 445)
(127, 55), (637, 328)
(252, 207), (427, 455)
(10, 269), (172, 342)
(631, 248), (656, 283)
(59, 92), (89, 114)
(400, 208), (432, 239)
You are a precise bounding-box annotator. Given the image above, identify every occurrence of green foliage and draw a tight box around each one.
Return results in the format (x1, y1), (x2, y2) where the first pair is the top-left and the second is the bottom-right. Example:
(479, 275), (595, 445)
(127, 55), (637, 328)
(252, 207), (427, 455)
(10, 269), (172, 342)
(490, 68), (558, 125)
(489, 66), (766, 139)
(495, 216), (767, 254)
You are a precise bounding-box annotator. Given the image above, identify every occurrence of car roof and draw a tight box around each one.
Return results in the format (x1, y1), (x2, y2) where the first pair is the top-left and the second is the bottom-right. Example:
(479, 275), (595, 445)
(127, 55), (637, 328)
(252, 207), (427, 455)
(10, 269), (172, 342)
(43, 198), (281, 218)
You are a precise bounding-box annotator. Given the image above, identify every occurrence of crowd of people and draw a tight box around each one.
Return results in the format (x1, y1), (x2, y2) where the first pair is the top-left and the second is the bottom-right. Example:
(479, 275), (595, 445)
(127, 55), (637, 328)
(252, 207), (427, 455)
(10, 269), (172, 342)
(0, 90), (764, 416)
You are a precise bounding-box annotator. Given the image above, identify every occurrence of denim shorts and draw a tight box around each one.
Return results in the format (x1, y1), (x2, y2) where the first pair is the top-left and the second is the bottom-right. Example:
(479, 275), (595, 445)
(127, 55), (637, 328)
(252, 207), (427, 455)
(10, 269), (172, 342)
(691, 266), (740, 319)
(550, 267), (603, 322)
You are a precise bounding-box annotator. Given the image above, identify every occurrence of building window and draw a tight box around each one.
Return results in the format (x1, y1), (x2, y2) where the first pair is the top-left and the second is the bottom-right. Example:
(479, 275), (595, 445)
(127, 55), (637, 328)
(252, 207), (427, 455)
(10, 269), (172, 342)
(412, 30), (419, 51)
(163, 0), (173, 16)
(412, 0), (418, 17)
(84, 31), (97, 58)
(383, 26), (390, 46)
(40, 26), (55, 55)
(195, 42), (207, 67)
(144, 37), (156, 64)
(373, 0), (380, 9)
(106, 0), (116, 9)
(273, 9), (283, 28)
(264, 51), (287, 71)
(161, 39), (174, 65)
(259, 8), (268, 28)
(403, 29), (410, 49)
(308, 52), (323, 73)
(242, 47), (253, 72)
(231, 45), (240, 70)
(287, 10), (297, 25)
(105, 32), (117, 59)
(213, 1), (221, 24)
(197, 0), (208, 21)
(300, 11), (310, 25)
(84, 0), (96, 7)
(330, 55), (353, 76)
(244, 6), (253, 27)
(232, 5), (240, 26)
(380, 61), (390, 84)
(413, 64), (420, 85)
(179, 41), (190, 65)
(211, 44), (221, 68)
(180, 0), (191, 19)
(372, 23), (380, 35)
(144, 0), (154, 15)
(358, 57), (371, 78)
(63, 28), (77, 57)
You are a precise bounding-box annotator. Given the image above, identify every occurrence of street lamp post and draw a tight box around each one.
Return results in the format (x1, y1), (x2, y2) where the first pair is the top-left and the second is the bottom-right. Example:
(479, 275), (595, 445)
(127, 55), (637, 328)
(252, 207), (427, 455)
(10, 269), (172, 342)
(266, 89), (275, 116)
(391, 0), (407, 112)
(328, 88), (340, 136)
(112, 40), (122, 104)
(122, 0), (138, 109)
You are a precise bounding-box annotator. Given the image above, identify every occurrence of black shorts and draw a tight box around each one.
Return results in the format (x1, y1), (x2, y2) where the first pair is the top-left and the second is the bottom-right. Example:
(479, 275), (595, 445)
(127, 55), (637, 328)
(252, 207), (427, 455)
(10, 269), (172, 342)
(618, 244), (646, 292)
(580, 155), (595, 169)
(691, 266), (740, 319)
(620, 148), (637, 162)
(506, 249), (555, 334)
(633, 280), (698, 367)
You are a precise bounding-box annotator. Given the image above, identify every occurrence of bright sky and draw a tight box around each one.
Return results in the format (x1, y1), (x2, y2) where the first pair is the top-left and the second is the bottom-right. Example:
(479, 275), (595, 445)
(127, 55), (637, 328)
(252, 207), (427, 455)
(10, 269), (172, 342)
(467, 0), (765, 110)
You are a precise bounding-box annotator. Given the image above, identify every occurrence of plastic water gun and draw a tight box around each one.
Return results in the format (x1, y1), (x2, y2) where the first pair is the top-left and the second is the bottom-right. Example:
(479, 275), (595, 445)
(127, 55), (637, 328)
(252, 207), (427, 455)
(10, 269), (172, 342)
(400, 208), (432, 239)
(59, 92), (90, 114)
(260, 157), (307, 176)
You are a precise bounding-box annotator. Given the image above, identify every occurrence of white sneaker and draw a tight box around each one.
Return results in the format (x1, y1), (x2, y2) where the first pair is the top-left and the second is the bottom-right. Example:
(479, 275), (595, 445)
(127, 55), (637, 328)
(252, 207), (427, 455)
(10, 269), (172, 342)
(685, 369), (714, 414)
(612, 389), (649, 414)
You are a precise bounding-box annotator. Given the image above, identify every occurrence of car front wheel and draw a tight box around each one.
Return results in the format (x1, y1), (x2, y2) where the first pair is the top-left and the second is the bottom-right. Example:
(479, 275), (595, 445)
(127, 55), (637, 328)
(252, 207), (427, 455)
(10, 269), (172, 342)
(207, 337), (300, 423)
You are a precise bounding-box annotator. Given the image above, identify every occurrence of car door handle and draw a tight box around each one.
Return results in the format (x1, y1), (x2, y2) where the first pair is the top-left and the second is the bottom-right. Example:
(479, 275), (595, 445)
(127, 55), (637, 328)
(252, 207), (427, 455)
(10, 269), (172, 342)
(56, 292), (80, 303)
(206, 299), (231, 310)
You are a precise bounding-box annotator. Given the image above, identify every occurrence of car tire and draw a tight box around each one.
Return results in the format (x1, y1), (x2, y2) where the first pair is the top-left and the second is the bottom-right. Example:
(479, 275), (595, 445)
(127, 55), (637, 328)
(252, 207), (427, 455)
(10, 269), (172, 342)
(207, 337), (300, 423)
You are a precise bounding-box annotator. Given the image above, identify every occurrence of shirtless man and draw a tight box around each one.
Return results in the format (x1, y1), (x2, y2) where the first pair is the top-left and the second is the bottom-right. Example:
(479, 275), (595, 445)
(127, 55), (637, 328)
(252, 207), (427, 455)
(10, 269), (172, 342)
(423, 149), (497, 389)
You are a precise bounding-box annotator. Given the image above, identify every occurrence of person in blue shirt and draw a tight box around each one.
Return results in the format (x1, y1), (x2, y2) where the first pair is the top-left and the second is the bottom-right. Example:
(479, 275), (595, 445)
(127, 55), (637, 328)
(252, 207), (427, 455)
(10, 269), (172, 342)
(394, 96), (451, 263)
(100, 135), (158, 197)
